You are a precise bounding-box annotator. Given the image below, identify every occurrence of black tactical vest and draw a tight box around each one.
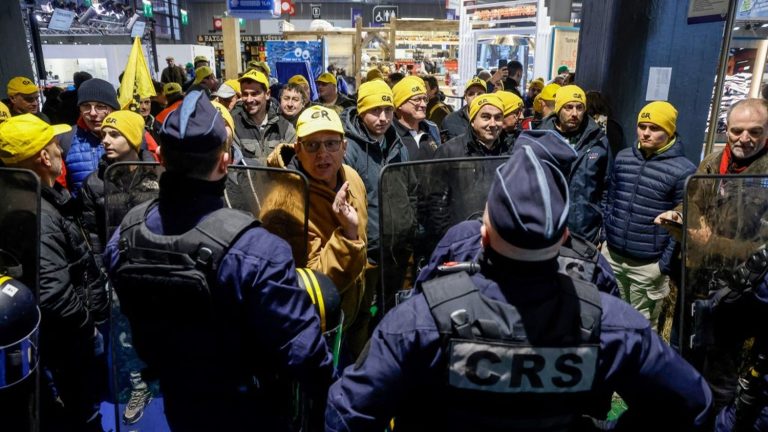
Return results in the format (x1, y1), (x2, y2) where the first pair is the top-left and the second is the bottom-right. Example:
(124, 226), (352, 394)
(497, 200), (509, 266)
(558, 233), (600, 284)
(113, 200), (258, 392)
(397, 271), (602, 432)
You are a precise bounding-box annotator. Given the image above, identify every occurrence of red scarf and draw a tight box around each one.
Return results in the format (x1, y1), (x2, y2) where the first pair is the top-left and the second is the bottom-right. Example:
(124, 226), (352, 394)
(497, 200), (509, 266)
(720, 144), (768, 174)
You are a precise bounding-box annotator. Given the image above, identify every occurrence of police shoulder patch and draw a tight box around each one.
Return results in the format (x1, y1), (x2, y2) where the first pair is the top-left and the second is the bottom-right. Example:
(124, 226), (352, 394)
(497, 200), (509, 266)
(448, 340), (597, 394)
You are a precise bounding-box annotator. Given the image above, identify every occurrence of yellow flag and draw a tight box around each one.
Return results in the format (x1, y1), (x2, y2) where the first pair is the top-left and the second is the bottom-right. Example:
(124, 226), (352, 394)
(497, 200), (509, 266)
(118, 37), (157, 110)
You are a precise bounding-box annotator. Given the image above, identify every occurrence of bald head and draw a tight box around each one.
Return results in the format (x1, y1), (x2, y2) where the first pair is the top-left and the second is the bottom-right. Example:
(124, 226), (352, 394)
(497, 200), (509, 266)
(726, 98), (768, 160)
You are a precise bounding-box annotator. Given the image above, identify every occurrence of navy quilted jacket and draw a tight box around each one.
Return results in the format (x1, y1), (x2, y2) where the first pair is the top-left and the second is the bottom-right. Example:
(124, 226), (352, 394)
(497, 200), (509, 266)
(604, 137), (696, 261)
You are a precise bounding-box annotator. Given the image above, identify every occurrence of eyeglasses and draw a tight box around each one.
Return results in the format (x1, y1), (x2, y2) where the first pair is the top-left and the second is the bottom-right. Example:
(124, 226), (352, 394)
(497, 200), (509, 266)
(407, 96), (429, 106)
(301, 139), (343, 153)
(79, 103), (112, 115)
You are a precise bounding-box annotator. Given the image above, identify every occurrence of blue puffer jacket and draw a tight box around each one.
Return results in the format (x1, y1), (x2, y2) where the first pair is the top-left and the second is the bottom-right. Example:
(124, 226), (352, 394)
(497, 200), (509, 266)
(604, 137), (696, 261)
(64, 125), (104, 198)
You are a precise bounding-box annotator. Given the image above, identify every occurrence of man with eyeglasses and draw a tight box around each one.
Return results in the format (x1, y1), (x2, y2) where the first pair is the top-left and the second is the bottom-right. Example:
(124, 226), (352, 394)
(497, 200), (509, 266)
(232, 70), (296, 159)
(391, 76), (441, 161)
(279, 82), (308, 126)
(60, 78), (119, 197)
(265, 105), (369, 357)
(6, 76), (42, 118)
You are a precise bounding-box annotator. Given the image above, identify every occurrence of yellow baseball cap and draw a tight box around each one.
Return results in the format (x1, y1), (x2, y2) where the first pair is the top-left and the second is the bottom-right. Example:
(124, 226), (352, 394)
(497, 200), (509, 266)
(495, 91), (524, 116)
(554, 84), (586, 113)
(224, 79), (241, 95)
(0, 114), (71, 165)
(469, 94), (504, 121)
(194, 55), (209, 64)
(288, 75), (309, 87)
(392, 76), (426, 108)
(102, 110), (145, 149)
(316, 72), (337, 86)
(0, 101), (10, 123)
(238, 69), (270, 90)
(464, 77), (487, 94)
(193, 66), (214, 85)
(528, 78), (545, 90)
(533, 94), (543, 114)
(638, 101), (678, 137)
(7, 77), (38, 96)
(539, 83), (561, 102)
(296, 106), (344, 138)
(163, 82), (182, 96)
(211, 101), (235, 132)
(357, 80), (394, 114)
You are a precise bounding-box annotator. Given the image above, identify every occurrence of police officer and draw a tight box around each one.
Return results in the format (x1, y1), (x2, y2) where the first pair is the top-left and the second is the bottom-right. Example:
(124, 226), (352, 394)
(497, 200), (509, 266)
(418, 130), (619, 298)
(104, 91), (333, 431)
(325, 133), (712, 431)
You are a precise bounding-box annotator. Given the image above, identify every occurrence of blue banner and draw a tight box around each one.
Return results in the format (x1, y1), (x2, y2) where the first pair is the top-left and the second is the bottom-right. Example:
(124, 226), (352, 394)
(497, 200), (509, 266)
(738, 0), (768, 20)
(227, 0), (278, 18)
(266, 40), (325, 84)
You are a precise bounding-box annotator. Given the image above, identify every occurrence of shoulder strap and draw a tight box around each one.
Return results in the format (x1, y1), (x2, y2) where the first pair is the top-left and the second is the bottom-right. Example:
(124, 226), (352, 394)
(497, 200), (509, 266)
(190, 207), (260, 269)
(119, 199), (155, 236)
(422, 272), (481, 339)
(560, 233), (599, 263)
(556, 273), (602, 343)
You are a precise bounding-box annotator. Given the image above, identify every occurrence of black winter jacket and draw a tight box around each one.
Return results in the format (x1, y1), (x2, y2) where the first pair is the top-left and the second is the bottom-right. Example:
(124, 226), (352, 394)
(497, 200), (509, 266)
(341, 107), (415, 262)
(442, 106), (470, 141)
(40, 184), (108, 350)
(80, 152), (160, 254)
(604, 138), (696, 261)
(541, 115), (613, 243)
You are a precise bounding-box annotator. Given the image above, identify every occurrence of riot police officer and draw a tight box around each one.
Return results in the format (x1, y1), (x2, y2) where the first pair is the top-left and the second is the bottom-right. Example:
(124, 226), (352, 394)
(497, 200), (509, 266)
(104, 91), (333, 431)
(326, 132), (712, 431)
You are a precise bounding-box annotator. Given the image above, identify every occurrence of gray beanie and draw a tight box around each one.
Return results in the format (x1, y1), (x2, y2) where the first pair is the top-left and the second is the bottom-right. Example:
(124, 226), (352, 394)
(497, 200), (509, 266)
(77, 78), (119, 110)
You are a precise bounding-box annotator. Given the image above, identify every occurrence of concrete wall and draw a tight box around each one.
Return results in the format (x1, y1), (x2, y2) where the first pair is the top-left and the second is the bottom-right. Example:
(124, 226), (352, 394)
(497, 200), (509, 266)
(577, 0), (725, 162)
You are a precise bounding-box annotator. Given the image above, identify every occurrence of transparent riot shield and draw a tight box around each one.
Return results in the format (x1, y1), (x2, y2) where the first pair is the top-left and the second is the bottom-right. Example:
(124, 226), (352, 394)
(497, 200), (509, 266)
(378, 157), (509, 313)
(104, 162), (309, 431)
(680, 175), (768, 366)
(0, 168), (41, 432)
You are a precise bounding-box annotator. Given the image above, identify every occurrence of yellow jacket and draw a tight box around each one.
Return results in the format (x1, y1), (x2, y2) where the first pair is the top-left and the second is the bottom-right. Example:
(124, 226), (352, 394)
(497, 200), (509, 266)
(263, 143), (368, 327)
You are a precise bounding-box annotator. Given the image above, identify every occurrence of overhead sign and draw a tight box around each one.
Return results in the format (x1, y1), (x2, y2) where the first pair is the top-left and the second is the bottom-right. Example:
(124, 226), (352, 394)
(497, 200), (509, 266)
(351, 7), (362, 27)
(227, 0), (278, 19)
(372, 5), (398, 24)
(197, 34), (281, 43)
(311, 4), (321, 19)
(48, 8), (76, 31)
(737, 0), (768, 21)
(130, 21), (146, 38)
(687, 0), (729, 24)
(473, 5), (536, 21)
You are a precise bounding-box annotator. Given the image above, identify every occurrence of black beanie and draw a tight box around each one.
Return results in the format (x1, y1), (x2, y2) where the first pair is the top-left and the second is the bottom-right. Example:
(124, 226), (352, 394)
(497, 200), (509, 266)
(77, 78), (119, 110)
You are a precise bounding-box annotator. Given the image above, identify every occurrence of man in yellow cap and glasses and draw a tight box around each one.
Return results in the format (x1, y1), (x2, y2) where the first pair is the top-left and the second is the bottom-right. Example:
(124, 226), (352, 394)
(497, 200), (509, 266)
(391, 75), (441, 160)
(541, 84), (612, 243)
(264, 105), (369, 356)
(315, 72), (354, 114)
(435, 93), (507, 159)
(232, 69), (296, 160)
(496, 90), (525, 147)
(6, 76), (41, 117)
(602, 101), (695, 332)
(443, 76), (487, 141)
(0, 114), (109, 431)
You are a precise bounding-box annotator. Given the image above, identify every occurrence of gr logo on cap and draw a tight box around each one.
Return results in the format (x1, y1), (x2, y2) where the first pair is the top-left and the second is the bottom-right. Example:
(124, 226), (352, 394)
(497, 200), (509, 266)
(296, 106), (345, 138)
(356, 80), (394, 114)
(637, 101), (677, 137)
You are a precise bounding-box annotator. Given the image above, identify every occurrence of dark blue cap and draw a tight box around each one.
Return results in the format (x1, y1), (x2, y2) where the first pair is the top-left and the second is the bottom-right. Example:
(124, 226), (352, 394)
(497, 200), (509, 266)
(486, 134), (571, 261)
(512, 130), (577, 177)
(159, 90), (227, 153)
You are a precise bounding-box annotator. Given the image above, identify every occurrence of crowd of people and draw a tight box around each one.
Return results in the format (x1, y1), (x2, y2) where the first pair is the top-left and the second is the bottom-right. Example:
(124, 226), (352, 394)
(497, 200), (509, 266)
(0, 53), (766, 431)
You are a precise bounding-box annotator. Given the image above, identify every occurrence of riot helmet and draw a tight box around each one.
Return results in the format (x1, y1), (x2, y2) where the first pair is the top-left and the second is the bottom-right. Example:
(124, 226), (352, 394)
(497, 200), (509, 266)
(0, 274), (40, 389)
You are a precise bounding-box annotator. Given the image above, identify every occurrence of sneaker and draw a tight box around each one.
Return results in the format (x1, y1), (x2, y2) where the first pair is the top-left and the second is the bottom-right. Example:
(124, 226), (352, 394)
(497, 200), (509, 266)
(123, 373), (152, 425)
